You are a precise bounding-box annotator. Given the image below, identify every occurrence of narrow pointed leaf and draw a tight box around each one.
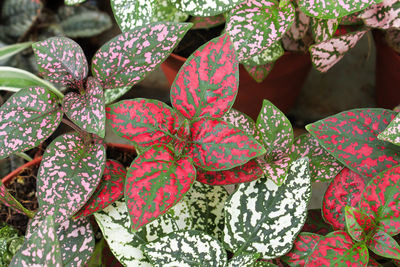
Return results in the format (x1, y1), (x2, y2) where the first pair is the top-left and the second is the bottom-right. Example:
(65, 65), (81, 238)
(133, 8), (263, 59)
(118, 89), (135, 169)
(322, 168), (367, 230)
(378, 112), (400, 146)
(226, 0), (295, 61)
(65, 0), (86, 5)
(125, 144), (196, 231)
(92, 22), (191, 89)
(228, 253), (259, 267)
(106, 98), (179, 147)
(33, 37), (88, 86)
(243, 63), (275, 83)
(310, 30), (367, 72)
(311, 18), (340, 42)
(142, 230), (227, 267)
(63, 77), (105, 137)
(169, 0), (243, 16)
(0, 41), (32, 62)
(359, 165), (400, 235)
(368, 229), (400, 260)
(74, 160), (126, 218)
(281, 232), (321, 266)
(0, 180), (34, 217)
(223, 158), (311, 259)
(345, 206), (376, 242)
(360, 0), (400, 29)
(188, 117), (265, 171)
(0, 86), (62, 159)
(171, 34), (238, 120)
(298, 0), (380, 19)
(306, 108), (400, 178)
(37, 133), (106, 223)
(305, 231), (369, 266)
(240, 42), (284, 66)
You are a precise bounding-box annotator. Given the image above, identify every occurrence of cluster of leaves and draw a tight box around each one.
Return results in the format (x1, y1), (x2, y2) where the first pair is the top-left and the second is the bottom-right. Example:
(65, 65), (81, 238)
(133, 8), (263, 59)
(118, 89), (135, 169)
(0, 223), (24, 266)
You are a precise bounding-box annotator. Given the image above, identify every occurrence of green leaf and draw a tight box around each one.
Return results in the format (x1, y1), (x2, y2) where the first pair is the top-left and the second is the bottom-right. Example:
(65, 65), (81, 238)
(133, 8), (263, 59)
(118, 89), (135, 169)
(142, 230), (227, 267)
(227, 253), (259, 267)
(104, 87), (131, 105)
(345, 206), (376, 242)
(0, 180), (34, 217)
(65, 0), (86, 5)
(0, 42), (32, 62)
(378, 112), (400, 146)
(0, 87), (63, 159)
(240, 42), (284, 66)
(223, 158), (311, 259)
(310, 17), (340, 42)
(368, 229), (400, 260)
(169, 0), (243, 16)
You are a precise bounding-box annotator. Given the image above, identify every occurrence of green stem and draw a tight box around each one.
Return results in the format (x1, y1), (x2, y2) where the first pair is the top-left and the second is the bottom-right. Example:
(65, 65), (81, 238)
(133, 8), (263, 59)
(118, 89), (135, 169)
(14, 152), (33, 162)
(46, 83), (64, 100)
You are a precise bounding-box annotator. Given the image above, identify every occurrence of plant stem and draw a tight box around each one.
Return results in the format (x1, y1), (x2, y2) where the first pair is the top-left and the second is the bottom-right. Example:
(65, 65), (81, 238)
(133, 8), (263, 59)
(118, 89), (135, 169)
(62, 118), (83, 134)
(15, 152), (33, 162)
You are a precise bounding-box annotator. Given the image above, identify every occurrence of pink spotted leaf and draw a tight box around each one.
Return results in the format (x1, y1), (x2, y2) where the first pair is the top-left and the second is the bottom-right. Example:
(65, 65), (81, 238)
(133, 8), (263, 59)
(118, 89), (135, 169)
(240, 42), (284, 66)
(281, 232), (321, 267)
(359, 165), (400, 236)
(257, 154), (292, 185)
(74, 160), (126, 218)
(0, 181), (34, 217)
(125, 144), (196, 231)
(188, 117), (265, 171)
(106, 98), (179, 148)
(226, 0), (295, 61)
(171, 34), (238, 120)
(310, 29), (368, 72)
(345, 206), (376, 242)
(286, 3), (310, 41)
(292, 133), (343, 182)
(37, 132), (106, 224)
(306, 108), (400, 178)
(92, 22), (191, 89)
(378, 112), (400, 146)
(190, 15), (225, 29)
(243, 63), (275, 83)
(310, 17), (340, 42)
(33, 37), (88, 87)
(222, 108), (256, 136)
(62, 77), (105, 137)
(322, 167), (367, 230)
(360, 0), (400, 29)
(367, 229), (400, 260)
(305, 231), (369, 266)
(0, 87), (62, 159)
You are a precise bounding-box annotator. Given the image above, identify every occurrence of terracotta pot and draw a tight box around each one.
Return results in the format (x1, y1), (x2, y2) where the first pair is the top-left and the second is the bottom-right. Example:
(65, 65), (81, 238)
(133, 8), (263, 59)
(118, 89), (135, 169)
(161, 52), (311, 119)
(373, 30), (400, 109)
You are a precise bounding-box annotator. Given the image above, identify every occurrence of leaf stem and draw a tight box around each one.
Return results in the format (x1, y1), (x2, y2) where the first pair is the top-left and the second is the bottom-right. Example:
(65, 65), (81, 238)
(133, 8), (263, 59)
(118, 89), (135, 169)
(62, 118), (84, 134)
(15, 152), (33, 162)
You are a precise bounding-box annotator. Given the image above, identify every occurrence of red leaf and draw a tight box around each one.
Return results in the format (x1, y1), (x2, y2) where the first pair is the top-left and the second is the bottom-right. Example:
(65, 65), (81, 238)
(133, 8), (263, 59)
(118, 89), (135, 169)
(345, 206), (376, 242)
(282, 232), (321, 266)
(367, 229), (400, 260)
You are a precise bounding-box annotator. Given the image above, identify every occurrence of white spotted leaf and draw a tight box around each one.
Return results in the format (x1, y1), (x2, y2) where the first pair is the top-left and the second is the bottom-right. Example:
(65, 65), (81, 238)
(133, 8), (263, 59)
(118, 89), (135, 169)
(310, 17), (340, 42)
(223, 158), (311, 259)
(104, 87), (131, 105)
(360, 0), (400, 29)
(240, 42), (284, 66)
(378, 112), (400, 146)
(37, 133), (106, 224)
(227, 253), (260, 267)
(142, 230), (227, 267)
(226, 0), (295, 61)
(0, 87), (62, 159)
(169, 0), (244, 16)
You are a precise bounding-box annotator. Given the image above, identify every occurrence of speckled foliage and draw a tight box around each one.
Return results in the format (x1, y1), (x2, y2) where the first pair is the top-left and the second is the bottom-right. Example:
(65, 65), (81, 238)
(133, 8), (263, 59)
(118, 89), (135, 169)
(228, 253), (259, 267)
(310, 17), (340, 42)
(74, 160), (126, 218)
(33, 37), (88, 87)
(379, 112), (400, 146)
(306, 231), (369, 265)
(0, 181), (33, 216)
(281, 232), (321, 266)
(142, 230), (227, 267)
(298, 0), (380, 19)
(169, 0), (244, 16)
(111, 0), (187, 32)
(306, 108), (399, 178)
(171, 34), (238, 120)
(125, 144), (195, 231)
(286, 2), (310, 41)
(63, 77), (105, 137)
(223, 158), (311, 259)
(292, 133), (343, 182)
(243, 63), (275, 83)
(190, 15), (225, 29)
(310, 29), (368, 72)
(0, 87), (62, 159)
(11, 216), (62, 266)
(344, 206), (375, 242)
(322, 168), (366, 230)
(360, 0), (400, 29)
(37, 132), (106, 224)
(226, 0), (295, 61)
(255, 100), (294, 185)
(367, 229), (400, 260)
(92, 22), (191, 89)
(241, 42), (284, 66)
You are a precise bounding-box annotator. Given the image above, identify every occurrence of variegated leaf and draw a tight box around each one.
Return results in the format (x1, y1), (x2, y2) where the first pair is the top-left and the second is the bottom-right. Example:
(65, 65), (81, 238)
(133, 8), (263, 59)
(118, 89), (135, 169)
(104, 87), (131, 105)
(228, 253), (260, 267)
(111, 0), (188, 32)
(92, 22), (191, 89)
(281, 232), (321, 266)
(240, 42), (284, 66)
(63, 77), (105, 137)
(257, 155), (292, 185)
(360, 0), (400, 29)
(188, 117), (265, 171)
(0, 41), (33, 62)
(142, 230), (227, 267)
(368, 229), (400, 260)
(310, 30), (367, 72)
(74, 160), (126, 218)
(305, 231), (369, 266)
(33, 37), (88, 87)
(0, 87), (62, 159)
(190, 15), (225, 29)
(306, 108), (399, 178)
(243, 63), (275, 83)
(125, 144), (196, 230)
(171, 34), (238, 120)
(322, 168), (367, 230)
(11, 216), (62, 266)
(281, 33), (309, 52)
(292, 133), (343, 182)
(0, 180), (33, 216)
(310, 17), (340, 42)
(345, 206), (376, 242)
(222, 108), (256, 136)
(341, 12), (364, 25)
(298, 0), (380, 19)
(106, 98), (179, 148)
(378, 112), (400, 146)
(37, 133), (106, 224)
(226, 0), (295, 61)
(286, 3), (310, 40)
(223, 158), (311, 259)
(359, 165), (400, 236)
(169, 0), (243, 16)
